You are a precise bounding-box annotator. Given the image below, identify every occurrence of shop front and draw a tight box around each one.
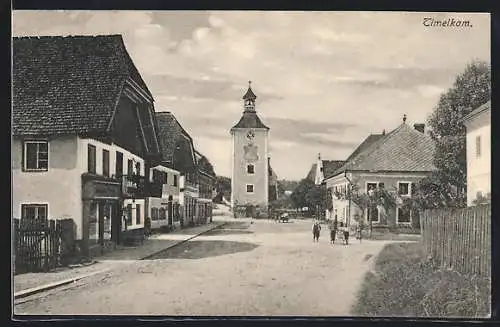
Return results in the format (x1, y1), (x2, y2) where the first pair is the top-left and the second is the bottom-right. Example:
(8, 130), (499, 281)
(180, 185), (199, 228)
(81, 174), (122, 258)
(197, 198), (212, 225)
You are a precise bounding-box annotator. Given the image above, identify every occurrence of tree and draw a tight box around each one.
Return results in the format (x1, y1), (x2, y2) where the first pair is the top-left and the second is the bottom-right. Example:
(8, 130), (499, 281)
(214, 175), (231, 203)
(305, 184), (323, 216)
(326, 188), (333, 212)
(290, 178), (315, 210)
(420, 60), (490, 208)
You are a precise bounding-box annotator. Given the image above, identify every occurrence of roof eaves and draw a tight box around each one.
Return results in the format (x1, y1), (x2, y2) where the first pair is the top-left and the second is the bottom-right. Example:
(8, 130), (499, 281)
(462, 100), (491, 123)
(117, 36), (154, 99)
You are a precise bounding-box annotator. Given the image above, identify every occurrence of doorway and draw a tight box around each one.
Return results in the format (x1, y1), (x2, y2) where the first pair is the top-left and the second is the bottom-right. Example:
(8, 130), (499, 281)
(245, 205), (254, 218)
(111, 202), (121, 245)
(168, 196), (173, 226)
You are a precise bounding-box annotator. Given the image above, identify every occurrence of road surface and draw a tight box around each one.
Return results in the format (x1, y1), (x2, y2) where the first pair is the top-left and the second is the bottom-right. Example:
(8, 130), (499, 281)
(15, 219), (389, 316)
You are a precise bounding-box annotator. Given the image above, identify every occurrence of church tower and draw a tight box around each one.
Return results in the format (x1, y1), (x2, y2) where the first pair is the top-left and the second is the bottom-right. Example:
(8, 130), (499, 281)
(230, 82), (270, 218)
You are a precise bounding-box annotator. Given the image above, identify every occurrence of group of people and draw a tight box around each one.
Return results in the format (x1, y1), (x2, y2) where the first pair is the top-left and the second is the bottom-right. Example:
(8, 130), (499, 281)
(312, 217), (350, 245)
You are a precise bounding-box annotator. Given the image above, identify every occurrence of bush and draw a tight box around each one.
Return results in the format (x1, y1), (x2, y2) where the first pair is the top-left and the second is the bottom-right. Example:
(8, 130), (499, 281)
(352, 242), (490, 318)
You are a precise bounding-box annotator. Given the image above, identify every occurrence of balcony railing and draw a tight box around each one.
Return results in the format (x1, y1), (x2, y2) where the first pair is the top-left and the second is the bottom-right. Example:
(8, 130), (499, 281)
(121, 174), (147, 198)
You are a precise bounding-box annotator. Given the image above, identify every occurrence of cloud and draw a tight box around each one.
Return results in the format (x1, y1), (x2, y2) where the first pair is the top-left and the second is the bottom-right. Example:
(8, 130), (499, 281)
(145, 75), (283, 102)
(12, 10), (491, 180)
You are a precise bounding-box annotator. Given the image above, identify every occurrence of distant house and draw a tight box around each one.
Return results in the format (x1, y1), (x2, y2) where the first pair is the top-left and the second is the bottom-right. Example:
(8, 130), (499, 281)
(155, 112), (202, 227)
(463, 101), (491, 206)
(194, 150), (217, 224)
(305, 154), (345, 219)
(306, 154), (345, 186)
(12, 35), (162, 256)
(147, 163), (181, 231)
(324, 116), (435, 228)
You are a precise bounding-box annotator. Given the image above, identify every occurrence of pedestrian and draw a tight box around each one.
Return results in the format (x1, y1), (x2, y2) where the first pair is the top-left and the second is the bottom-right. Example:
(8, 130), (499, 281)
(341, 224), (350, 245)
(330, 216), (338, 246)
(356, 222), (363, 243)
(312, 220), (321, 243)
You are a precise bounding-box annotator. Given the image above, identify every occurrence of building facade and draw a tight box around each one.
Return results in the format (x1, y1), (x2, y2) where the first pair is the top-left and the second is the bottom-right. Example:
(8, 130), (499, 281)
(146, 164), (181, 230)
(324, 117), (435, 229)
(230, 82), (270, 218)
(12, 35), (162, 256)
(305, 154), (345, 219)
(155, 111), (201, 227)
(463, 101), (491, 206)
(195, 151), (216, 224)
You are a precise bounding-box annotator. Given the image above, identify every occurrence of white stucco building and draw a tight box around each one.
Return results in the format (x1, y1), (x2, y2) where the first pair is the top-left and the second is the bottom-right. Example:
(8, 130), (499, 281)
(230, 82), (271, 218)
(463, 100), (491, 206)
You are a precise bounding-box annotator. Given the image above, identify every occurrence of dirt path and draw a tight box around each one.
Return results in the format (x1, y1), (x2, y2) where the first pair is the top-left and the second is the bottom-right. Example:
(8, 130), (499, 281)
(15, 220), (389, 316)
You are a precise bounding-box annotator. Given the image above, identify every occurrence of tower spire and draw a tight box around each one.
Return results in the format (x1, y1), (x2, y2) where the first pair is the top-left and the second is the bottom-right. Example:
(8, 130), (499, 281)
(243, 80), (257, 112)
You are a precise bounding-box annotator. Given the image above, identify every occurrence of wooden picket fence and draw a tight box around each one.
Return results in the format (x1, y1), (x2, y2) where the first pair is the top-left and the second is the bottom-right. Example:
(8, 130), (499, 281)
(420, 204), (491, 277)
(13, 218), (76, 274)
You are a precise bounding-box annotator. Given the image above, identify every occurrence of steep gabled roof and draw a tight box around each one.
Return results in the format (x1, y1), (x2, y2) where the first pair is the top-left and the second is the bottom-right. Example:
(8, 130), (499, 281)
(195, 150), (216, 177)
(323, 160), (346, 178)
(155, 111), (196, 170)
(306, 164), (318, 182)
(330, 123), (436, 177)
(345, 134), (385, 162)
(13, 35), (152, 136)
(307, 160), (345, 182)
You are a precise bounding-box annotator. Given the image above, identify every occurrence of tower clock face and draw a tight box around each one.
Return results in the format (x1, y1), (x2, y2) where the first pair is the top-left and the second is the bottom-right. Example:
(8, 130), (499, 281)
(246, 130), (255, 140)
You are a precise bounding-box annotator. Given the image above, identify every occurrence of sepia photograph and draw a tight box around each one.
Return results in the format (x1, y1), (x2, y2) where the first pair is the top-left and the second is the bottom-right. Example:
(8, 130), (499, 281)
(12, 10), (491, 318)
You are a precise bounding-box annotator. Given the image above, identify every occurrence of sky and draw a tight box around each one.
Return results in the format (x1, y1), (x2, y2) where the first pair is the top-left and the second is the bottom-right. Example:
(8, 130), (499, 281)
(12, 11), (490, 181)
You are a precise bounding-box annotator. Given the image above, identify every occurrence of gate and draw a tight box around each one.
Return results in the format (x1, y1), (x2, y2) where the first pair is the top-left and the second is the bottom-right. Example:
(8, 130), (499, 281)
(13, 218), (74, 274)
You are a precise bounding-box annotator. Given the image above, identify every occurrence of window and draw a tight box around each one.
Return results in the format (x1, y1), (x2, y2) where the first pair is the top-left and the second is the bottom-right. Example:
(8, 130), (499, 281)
(89, 203), (98, 241)
(23, 141), (48, 171)
(136, 204), (141, 225)
(151, 208), (159, 221)
(159, 207), (166, 220)
(397, 207), (411, 223)
(398, 182), (411, 196)
(116, 151), (123, 177)
(127, 159), (134, 176)
(21, 204), (48, 220)
(246, 184), (254, 193)
(126, 204), (133, 225)
(247, 164), (255, 174)
(102, 149), (110, 177)
(173, 174), (178, 187)
(88, 145), (96, 174)
(136, 162), (141, 176)
(476, 136), (481, 158)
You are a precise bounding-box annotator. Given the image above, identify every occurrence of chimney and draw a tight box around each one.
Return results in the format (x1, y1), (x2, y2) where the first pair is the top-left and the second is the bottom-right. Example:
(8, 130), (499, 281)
(414, 123), (425, 133)
(382, 129), (386, 135)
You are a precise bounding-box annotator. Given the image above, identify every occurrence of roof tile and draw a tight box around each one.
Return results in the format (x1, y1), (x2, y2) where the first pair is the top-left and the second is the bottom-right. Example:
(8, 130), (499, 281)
(332, 123), (436, 177)
(13, 35), (152, 136)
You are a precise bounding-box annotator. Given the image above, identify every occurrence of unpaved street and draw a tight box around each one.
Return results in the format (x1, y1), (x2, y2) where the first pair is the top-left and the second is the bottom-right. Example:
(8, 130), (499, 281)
(15, 219), (389, 316)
